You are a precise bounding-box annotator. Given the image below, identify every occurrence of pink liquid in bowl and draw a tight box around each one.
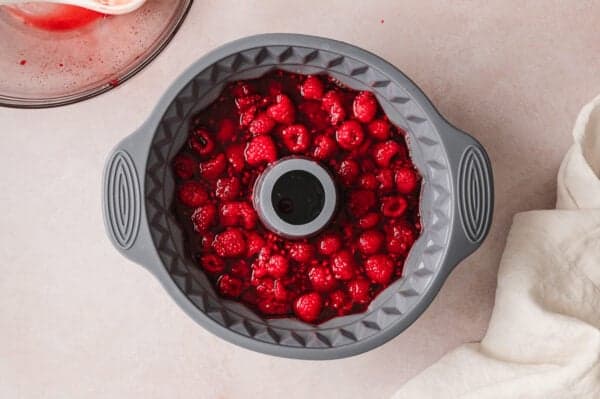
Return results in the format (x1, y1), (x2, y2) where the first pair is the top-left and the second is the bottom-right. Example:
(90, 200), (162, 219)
(6, 4), (104, 31)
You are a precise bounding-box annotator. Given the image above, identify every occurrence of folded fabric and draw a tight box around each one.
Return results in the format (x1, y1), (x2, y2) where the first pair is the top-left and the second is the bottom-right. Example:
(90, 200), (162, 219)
(393, 95), (600, 399)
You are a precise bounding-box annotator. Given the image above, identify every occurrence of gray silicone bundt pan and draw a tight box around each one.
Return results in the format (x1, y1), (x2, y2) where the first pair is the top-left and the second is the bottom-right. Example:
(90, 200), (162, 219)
(102, 34), (494, 360)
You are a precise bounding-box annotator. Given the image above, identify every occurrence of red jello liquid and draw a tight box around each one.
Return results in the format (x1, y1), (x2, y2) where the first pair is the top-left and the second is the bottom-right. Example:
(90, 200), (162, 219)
(172, 70), (422, 324)
(7, 4), (103, 31)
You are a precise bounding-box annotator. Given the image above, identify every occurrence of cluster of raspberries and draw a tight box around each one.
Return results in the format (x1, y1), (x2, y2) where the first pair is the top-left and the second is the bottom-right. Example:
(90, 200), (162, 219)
(172, 71), (421, 323)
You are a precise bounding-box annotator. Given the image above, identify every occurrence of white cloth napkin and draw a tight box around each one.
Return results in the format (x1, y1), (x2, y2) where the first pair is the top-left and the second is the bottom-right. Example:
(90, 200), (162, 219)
(393, 95), (600, 399)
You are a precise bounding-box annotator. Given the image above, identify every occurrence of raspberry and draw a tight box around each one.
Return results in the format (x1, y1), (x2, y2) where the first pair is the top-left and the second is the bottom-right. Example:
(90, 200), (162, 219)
(239, 105), (257, 127)
(395, 167), (419, 194)
(259, 299), (290, 316)
(376, 169), (395, 191)
(357, 230), (384, 254)
(245, 231), (265, 257)
(254, 277), (274, 298)
(317, 233), (342, 255)
(215, 176), (240, 201)
(352, 91), (378, 123)
(381, 196), (408, 218)
(298, 101), (329, 131)
(217, 274), (243, 298)
(367, 119), (391, 140)
(200, 232), (214, 250)
(308, 265), (337, 292)
(358, 212), (380, 229)
(336, 158), (360, 186)
(328, 289), (352, 315)
(199, 153), (227, 180)
(172, 154), (196, 180)
(267, 94), (295, 124)
(225, 144), (245, 173)
(364, 254), (394, 284)
(220, 202), (257, 229)
(372, 140), (401, 167)
(245, 135), (278, 166)
(347, 278), (371, 304)
(301, 75), (324, 100)
(347, 189), (376, 217)
(336, 120), (364, 150)
(177, 181), (208, 207)
(230, 260), (251, 279)
(200, 254), (225, 274)
(281, 124), (311, 153)
(288, 242), (315, 263)
(312, 134), (338, 160)
(293, 292), (323, 323)
(386, 221), (416, 254)
(331, 250), (355, 280)
(191, 203), (217, 232)
(267, 254), (289, 278)
(322, 90), (346, 125)
(273, 279), (289, 301)
(249, 112), (276, 135)
(189, 129), (215, 157)
(216, 118), (236, 141)
(212, 228), (247, 258)
(358, 173), (378, 190)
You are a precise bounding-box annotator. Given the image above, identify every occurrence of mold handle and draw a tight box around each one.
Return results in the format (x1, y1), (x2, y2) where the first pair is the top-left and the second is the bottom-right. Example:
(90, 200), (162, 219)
(444, 124), (494, 268)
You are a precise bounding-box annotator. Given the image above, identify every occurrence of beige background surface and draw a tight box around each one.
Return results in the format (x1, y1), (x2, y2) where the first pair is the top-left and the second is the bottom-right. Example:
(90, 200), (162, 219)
(2, 1), (600, 398)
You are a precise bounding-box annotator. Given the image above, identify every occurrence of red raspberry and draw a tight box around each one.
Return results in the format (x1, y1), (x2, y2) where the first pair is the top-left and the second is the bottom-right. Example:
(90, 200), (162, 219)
(308, 265), (337, 292)
(267, 94), (295, 124)
(352, 91), (378, 123)
(372, 140), (401, 167)
(200, 254), (225, 274)
(347, 189), (376, 217)
(301, 75), (324, 100)
(298, 101), (329, 131)
(273, 279), (289, 301)
(293, 292), (323, 323)
(321, 90), (346, 125)
(177, 181), (208, 207)
(239, 105), (257, 127)
(331, 250), (356, 280)
(189, 129), (215, 157)
(191, 203), (217, 232)
(381, 196), (408, 218)
(217, 274), (243, 298)
(220, 202), (257, 229)
(254, 277), (274, 298)
(258, 299), (290, 316)
(386, 221), (416, 254)
(288, 242), (315, 262)
(267, 254), (289, 278)
(347, 278), (371, 304)
(312, 134), (338, 160)
(230, 259), (251, 279)
(212, 228), (247, 258)
(245, 135), (278, 166)
(216, 118), (236, 141)
(200, 232), (214, 250)
(317, 233), (342, 255)
(395, 167), (419, 194)
(172, 154), (196, 180)
(367, 119), (391, 140)
(225, 144), (245, 173)
(245, 231), (265, 257)
(335, 120), (364, 150)
(328, 289), (352, 315)
(364, 254), (394, 284)
(358, 212), (380, 229)
(199, 153), (227, 180)
(249, 112), (276, 135)
(357, 229), (384, 254)
(281, 124), (311, 153)
(376, 169), (395, 191)
(358, 173), (378, 190)
(215, 176), (241, 201)
(336, 158), (360, 186)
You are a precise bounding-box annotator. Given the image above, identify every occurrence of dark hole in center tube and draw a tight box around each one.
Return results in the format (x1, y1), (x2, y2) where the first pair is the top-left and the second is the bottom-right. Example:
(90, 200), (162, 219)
(271, 170), (325, 225)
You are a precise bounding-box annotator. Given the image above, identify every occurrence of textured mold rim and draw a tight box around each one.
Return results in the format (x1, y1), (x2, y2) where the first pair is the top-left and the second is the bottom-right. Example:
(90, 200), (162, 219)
(143, 34), (456, 359)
